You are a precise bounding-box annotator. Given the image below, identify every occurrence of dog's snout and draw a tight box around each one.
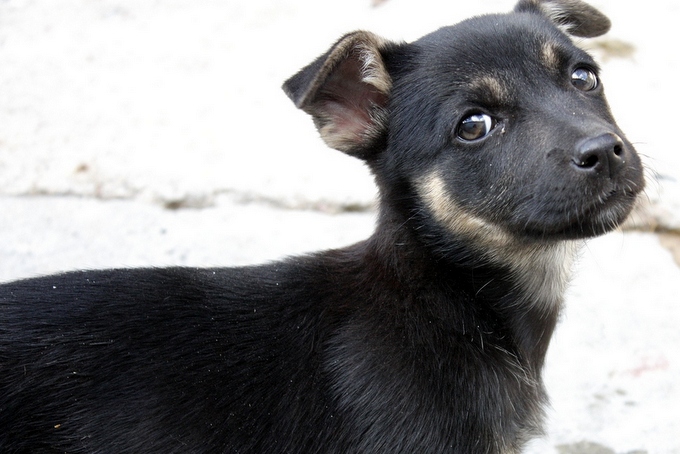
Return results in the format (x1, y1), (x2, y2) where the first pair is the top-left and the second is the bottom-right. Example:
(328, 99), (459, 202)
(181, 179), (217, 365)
(572, 133), (626, 177)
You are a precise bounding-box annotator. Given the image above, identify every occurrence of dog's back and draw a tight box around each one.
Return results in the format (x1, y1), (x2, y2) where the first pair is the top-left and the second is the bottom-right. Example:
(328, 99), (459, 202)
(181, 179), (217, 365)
(1, 265), (339, 452)
(0, 1), (644, 452)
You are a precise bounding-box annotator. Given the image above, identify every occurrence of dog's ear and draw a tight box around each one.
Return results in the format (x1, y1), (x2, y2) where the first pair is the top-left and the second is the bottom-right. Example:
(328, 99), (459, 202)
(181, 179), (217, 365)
(283, 31), (394, 160)
(514, 0), (611, 38)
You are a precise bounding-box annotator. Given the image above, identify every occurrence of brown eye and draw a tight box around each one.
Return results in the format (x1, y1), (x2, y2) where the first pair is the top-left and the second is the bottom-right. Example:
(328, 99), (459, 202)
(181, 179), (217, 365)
(456, 113), (496, 141)
(571, 67), (598, 91)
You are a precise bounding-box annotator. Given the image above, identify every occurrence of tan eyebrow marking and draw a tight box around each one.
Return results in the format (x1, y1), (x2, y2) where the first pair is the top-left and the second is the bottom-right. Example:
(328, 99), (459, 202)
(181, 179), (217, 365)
(468, 75), (510, 105)
(541, 42), (561, 71)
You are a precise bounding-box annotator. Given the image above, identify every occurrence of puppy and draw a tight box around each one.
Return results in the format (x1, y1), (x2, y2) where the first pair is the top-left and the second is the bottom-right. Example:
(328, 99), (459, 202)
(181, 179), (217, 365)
(0, 0), (644, 452)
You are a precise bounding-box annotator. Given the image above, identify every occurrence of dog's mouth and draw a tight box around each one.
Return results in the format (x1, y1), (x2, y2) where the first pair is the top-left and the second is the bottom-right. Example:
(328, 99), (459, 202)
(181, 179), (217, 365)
(518, 185), (642, 241)
(564, 188), (638, 237)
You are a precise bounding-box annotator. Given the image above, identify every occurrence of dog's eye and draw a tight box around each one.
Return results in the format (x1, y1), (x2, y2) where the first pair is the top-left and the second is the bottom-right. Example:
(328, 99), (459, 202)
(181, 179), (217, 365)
(456, 113), (496, 141)
(571, 67), (598, 91)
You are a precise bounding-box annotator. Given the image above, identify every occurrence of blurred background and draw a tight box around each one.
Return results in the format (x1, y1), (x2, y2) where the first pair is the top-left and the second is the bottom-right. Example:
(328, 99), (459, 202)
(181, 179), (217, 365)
(0, 1), (677, 452)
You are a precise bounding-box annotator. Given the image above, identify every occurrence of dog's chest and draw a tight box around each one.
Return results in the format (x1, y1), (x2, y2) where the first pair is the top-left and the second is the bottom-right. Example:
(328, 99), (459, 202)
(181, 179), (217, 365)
(319, 277), (549, 453)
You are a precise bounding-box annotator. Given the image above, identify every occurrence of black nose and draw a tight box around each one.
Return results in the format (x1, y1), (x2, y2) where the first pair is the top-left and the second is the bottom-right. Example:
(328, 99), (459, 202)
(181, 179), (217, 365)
(573, 133), (626, 178)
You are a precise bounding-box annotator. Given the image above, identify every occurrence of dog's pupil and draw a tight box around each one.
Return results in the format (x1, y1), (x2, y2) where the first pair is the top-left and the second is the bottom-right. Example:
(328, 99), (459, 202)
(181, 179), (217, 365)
(571, 67), (598, 91)
(458, 114), (492, 141)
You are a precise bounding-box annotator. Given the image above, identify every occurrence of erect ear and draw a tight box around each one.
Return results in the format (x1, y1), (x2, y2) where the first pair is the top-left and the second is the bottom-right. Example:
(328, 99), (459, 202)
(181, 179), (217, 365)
(282, 31), (395, 160)
(514, 0), (611, 38)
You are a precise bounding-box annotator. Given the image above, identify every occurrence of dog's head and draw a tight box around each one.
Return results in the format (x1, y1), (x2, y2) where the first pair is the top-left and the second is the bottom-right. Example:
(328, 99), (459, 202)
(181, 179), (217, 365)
(284, 0), (644, 261)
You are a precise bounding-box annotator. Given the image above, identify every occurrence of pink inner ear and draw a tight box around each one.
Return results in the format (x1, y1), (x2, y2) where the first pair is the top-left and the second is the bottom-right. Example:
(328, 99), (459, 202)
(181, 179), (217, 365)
(314, 54), (388, 145)
(321, 100), (372, 142)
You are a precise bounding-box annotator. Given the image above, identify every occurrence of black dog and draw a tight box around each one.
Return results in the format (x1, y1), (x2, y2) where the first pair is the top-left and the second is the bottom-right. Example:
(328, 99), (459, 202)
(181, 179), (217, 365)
(0, 0), (644, 452)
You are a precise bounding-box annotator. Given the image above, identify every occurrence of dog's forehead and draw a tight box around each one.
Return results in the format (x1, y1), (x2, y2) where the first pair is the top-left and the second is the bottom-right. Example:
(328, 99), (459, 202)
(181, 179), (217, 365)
(413, 12), (582, 83)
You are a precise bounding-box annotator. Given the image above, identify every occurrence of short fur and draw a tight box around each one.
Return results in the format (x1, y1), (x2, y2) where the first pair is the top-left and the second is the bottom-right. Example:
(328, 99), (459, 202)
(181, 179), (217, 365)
(0, 1), (644, 453)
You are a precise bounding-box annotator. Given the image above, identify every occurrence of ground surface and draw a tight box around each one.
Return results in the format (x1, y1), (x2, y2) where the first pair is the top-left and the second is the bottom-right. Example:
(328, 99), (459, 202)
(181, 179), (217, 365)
(0, 1), (678, 452)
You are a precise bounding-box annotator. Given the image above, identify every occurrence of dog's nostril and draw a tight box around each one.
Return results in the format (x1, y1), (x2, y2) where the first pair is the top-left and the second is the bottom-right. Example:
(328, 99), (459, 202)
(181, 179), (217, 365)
(576, 153), (599, 169)
(613, 144), (623, 157)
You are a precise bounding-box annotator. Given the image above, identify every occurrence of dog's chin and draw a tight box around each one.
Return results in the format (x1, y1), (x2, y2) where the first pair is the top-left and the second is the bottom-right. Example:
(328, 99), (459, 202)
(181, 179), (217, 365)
(520, 191), (640, 242)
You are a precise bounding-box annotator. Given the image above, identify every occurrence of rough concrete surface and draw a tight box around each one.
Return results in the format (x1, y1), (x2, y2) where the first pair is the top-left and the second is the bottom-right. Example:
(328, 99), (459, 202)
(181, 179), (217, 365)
(0, 0), (678, 452)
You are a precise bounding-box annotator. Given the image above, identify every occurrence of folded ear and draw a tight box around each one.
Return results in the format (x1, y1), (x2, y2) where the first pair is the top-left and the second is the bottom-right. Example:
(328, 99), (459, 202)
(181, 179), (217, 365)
(283, 31), (395, 160)
(514, 0), (611, 38)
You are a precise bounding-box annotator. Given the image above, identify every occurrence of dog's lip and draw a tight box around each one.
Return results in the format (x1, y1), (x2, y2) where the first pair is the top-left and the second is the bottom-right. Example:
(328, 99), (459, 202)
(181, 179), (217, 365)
(518, 185), (641, 240)
(558, 187), (639, 236)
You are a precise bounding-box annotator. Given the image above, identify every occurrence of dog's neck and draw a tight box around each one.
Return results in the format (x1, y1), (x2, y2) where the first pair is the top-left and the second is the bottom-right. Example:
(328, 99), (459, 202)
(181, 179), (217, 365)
(485, 239), (580, 370)
(368, 204), (580, 371)
(498, 239), (580, 312)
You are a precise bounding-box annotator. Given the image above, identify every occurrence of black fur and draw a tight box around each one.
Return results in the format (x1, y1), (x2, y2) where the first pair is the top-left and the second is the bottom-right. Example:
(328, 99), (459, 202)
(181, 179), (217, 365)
(0, 1), (644, 453)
